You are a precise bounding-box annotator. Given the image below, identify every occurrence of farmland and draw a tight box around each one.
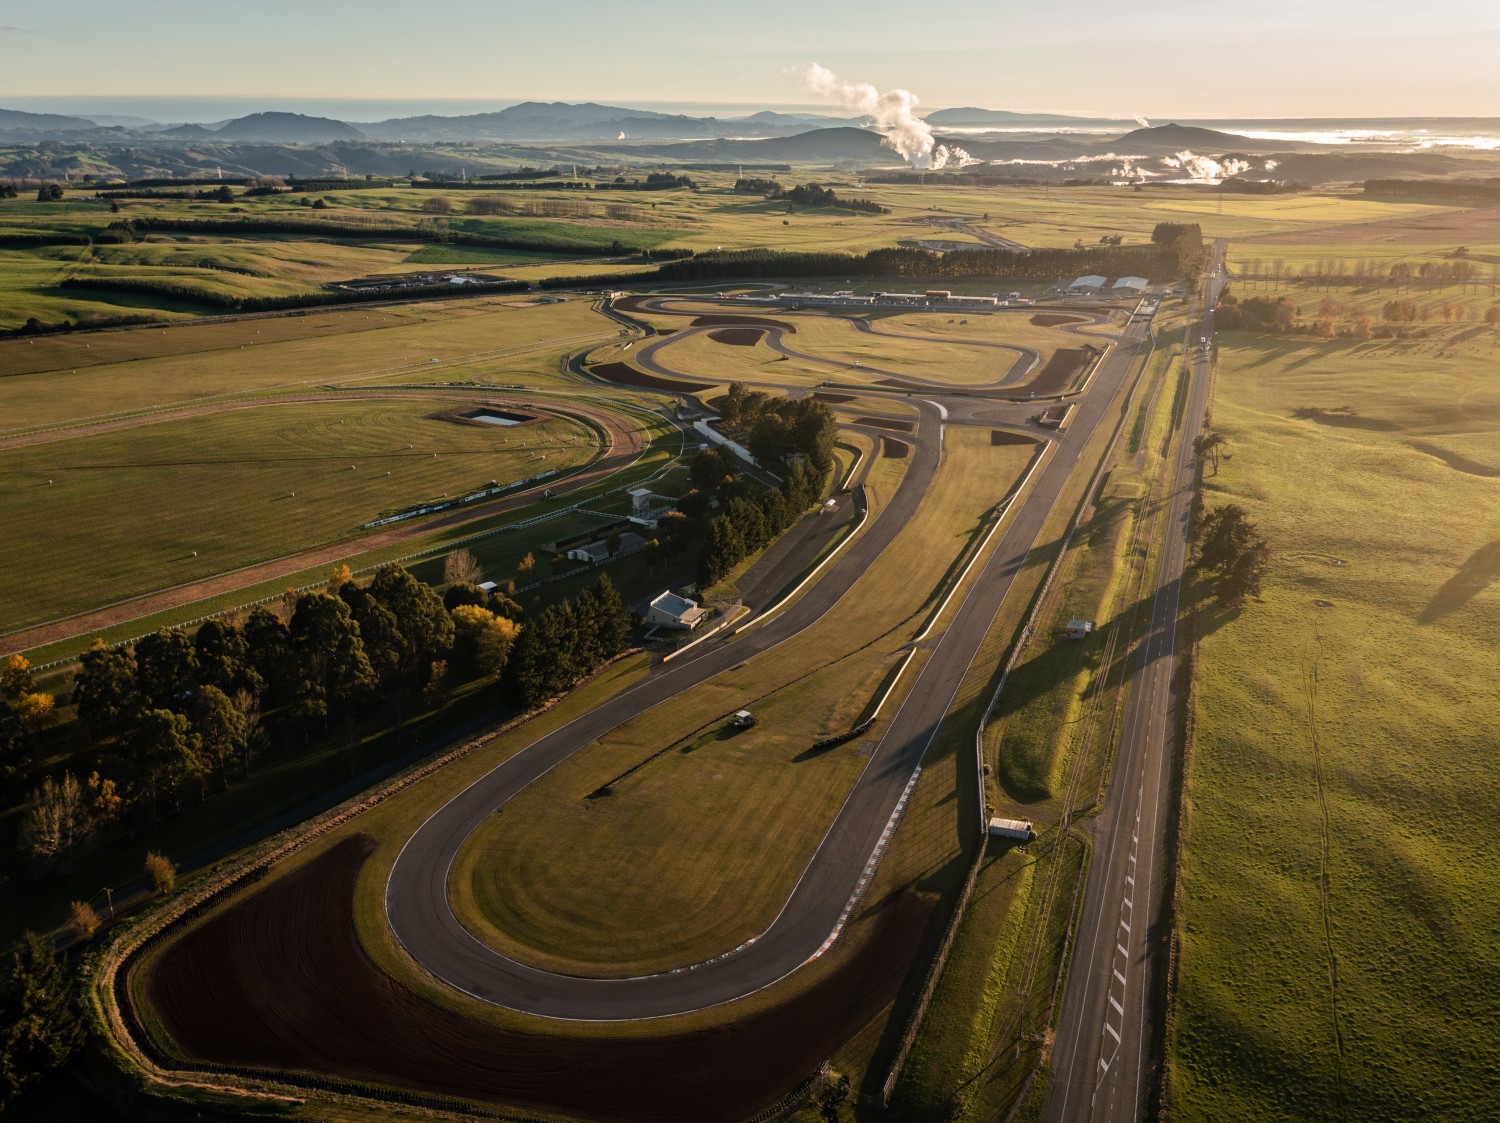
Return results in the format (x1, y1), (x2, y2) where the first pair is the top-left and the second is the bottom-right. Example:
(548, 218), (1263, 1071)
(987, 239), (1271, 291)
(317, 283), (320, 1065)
(0, 397), (595, 629)
(1167, 323), (1500, 1120)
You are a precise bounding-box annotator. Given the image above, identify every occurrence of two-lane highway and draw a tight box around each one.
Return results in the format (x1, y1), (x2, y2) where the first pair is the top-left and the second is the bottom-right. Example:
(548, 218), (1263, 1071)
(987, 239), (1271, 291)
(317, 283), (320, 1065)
(1045, 245), (1227, 1123)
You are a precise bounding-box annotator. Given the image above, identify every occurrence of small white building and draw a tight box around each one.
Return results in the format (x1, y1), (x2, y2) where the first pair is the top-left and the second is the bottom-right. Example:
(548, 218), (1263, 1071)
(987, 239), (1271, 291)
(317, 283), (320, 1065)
(1066, 618), (1094, 639)
(988, 817), (1036, 842)
(645, 590), (708, 631)
(1068, 275), (1106, 294)
(477, 581), (498, 594)
(1113, 276), (1149, 293)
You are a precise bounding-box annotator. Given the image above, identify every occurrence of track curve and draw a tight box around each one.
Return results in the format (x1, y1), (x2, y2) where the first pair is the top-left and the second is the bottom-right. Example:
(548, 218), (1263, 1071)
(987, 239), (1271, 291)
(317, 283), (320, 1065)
(386, 297), (1153, 1021)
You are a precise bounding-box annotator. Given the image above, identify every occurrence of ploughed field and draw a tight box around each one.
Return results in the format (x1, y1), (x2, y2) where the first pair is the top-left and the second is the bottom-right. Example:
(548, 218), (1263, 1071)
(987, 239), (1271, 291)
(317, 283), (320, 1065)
(141, 835), (937, 1122)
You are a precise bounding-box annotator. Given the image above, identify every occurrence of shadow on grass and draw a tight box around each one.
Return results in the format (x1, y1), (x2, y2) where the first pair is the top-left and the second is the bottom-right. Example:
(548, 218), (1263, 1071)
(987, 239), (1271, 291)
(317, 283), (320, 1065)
(1418, 539), (1500, 624)
(994, 574), (1237, 804)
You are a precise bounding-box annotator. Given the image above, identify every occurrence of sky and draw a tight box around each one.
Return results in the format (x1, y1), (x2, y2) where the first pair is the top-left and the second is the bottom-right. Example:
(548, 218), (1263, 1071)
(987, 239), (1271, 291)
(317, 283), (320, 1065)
(3, 0), (1498, 120)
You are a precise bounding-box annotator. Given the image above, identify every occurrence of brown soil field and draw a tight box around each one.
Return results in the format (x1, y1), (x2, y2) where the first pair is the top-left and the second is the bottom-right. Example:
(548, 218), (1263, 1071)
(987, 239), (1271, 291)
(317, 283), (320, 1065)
(1030, 313), (1088, 327)
(854, 416), (915, 432)
(141, 835), (936, 1123)
(991, 430), (1037, 446)
(1025, 348), (1089, 395)
(881, 437), (910, 459)
(689, 314), (796, 332)
(707, 328), (766, 346)
(813, 392), (855, 403)
(591, 361), (714, 393)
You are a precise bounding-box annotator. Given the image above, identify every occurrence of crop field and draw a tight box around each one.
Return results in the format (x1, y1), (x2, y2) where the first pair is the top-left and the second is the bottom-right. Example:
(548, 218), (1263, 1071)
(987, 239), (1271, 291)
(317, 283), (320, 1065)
(1168, 324), (1500, 1120)
(450, 425), (1037, 975)
(0, 397), (595, 630)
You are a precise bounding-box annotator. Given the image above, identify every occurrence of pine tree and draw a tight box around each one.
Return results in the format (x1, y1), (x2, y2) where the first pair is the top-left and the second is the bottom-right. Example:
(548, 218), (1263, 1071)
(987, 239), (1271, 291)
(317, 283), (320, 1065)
(0, 934), (85, 1109)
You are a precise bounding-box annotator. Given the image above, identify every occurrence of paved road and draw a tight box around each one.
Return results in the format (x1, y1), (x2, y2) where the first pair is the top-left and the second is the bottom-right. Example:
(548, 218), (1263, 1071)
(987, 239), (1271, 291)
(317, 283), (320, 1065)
(1044, 247), (1226, 1123)
(386, 299), (1154, 1020)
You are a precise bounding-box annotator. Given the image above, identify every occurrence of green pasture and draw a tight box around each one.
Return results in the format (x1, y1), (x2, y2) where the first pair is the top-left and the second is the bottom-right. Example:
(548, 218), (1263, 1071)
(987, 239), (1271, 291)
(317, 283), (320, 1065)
(0, 296), (618, 430)
(0, 398), (595, 630)
(448, 426), (1035, 974)
(1169, 327), (1500, 1121)
(13, 408), (681, 665)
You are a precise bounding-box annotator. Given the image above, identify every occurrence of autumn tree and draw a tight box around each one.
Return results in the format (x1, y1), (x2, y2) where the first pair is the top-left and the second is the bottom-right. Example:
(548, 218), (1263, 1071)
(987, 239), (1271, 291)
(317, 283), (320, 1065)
(66, 901), (99, 942)
(145, 851), (177, 895)
(1, 655), (34, 701)
(443, 548), (483, 586)
(18, 773), (92, 862)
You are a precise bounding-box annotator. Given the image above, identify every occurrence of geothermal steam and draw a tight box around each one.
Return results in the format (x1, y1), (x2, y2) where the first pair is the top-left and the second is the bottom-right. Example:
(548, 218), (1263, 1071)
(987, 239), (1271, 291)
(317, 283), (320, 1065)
(1161, 150), (1252, 180)
(804, 63), (977, 169)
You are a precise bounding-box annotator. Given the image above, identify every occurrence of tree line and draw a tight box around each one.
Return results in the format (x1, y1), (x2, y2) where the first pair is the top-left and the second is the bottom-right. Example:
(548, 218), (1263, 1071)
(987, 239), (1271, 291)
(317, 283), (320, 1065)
(734, 178), (888, 214)
(653, 241), (1180, 284)
(1363, 178), (1500, 205)
(6, 561), (632, 868)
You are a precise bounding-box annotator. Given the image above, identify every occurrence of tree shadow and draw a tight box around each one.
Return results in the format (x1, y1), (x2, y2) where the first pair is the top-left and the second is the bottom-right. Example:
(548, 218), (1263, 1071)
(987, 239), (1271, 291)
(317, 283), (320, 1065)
(991, 573), (1237, 804)
(1418, 540), (1500, 624)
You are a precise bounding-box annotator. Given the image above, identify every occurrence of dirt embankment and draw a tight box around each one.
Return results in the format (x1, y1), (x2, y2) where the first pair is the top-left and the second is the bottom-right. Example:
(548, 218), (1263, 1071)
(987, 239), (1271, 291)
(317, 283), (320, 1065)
(689, 313), (796, 332)
(143, 835), (937, 1123)
(1024, 348), (1089, 395)
(991, 429), (1037, 446)
(881, 437), (910, 459)
(706, 327), (767, 346)
(591, 361), (714, 393)
(853, 416), (915, 433)
(1030, 313), (1087, 327)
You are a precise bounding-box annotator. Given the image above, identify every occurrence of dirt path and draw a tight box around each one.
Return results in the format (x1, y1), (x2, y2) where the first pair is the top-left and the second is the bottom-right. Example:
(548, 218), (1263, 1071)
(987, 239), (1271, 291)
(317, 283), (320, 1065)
(1, 399), (647, 657)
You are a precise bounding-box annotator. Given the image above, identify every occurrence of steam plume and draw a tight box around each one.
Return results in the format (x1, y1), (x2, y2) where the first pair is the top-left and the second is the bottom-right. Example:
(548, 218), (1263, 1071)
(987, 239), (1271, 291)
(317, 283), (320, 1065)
(1161, 150), (1251, 181)
(803, 63), (975, 169)
(1134, 113), (1151, 129)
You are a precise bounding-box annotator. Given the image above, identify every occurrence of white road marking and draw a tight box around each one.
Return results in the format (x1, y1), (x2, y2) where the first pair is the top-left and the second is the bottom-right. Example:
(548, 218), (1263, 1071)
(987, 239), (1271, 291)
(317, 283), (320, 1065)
(1105, 1022), (1121, 1043)
(1109, 995), (1124, 1015)
(1114, 968), (1127, 985)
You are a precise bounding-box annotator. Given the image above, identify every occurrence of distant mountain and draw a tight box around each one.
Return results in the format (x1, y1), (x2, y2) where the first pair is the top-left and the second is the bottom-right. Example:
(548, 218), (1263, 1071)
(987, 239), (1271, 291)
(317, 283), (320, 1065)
(212, 112), (366, 143)
(157, 123), (218, 139)
(1108, 123), (1290, 154)
(591, 126), (891, 164)
(0, 107), (99, 132)
(81, 114), (159, 129)
(926, 107), (1115, 127)
(364, 101), (862, 143)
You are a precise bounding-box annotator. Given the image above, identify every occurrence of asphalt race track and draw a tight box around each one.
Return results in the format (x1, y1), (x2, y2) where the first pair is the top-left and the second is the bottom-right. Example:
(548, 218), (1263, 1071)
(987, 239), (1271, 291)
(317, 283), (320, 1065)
(386, 295), (1155, 1020)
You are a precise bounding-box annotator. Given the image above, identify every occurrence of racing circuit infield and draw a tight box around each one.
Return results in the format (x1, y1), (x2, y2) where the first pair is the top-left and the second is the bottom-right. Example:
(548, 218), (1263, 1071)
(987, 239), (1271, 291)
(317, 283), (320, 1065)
(125, 292), (1150, 1117)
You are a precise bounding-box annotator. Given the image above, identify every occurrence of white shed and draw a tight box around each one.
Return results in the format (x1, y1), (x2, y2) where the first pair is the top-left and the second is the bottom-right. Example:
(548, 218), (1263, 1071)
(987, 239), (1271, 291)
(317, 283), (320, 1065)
(645, 590), (708, 630)
(1112, 276), (1149, 293)
(988, 817), (1036, 842)
(1066, 618), (1094, 639)
(1068, 275), (1106, 294)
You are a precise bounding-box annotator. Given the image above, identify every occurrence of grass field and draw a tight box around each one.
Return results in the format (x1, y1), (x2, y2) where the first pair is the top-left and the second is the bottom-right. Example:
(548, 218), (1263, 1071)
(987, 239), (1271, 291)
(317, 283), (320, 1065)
(0, 398), (595, 629)
(0, 295), (620, 428)
(0, 181), (1464, 328)
(1168, 325), (1500, 1120)
(448, 426), (1037, 975)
